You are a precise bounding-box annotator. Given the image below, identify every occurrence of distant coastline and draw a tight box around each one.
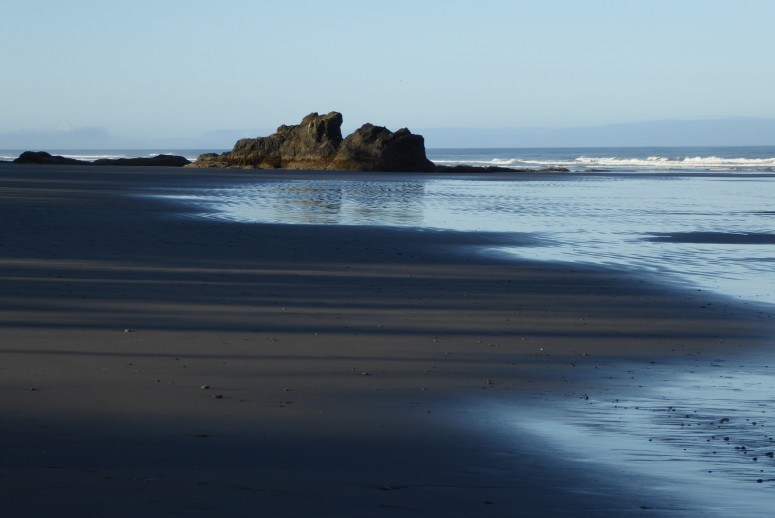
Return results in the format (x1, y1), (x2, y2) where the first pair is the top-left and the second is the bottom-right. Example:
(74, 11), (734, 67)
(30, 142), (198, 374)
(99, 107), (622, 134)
(4, 118), (775, 150)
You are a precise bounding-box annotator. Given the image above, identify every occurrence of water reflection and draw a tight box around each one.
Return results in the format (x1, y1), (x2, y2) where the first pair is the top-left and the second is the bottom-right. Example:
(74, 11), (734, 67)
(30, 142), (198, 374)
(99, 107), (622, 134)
(180, 180), (427, 228)
(154, 174), (775, 305)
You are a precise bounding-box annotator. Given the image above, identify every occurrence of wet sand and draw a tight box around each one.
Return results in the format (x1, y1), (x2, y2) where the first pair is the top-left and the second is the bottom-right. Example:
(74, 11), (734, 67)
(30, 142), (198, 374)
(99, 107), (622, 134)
(1, 164), (774, 516)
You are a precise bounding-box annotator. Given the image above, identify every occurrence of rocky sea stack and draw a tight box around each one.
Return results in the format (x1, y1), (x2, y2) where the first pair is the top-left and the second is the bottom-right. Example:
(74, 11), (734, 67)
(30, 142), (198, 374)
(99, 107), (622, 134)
(190, 112), (436, 172)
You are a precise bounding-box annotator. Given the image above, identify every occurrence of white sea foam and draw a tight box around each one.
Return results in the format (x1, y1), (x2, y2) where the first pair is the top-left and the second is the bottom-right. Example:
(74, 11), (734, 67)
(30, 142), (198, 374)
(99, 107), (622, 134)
(576, 155), (775, 170)
(433, 155), (775, 171)
(60, 154), (128, 161)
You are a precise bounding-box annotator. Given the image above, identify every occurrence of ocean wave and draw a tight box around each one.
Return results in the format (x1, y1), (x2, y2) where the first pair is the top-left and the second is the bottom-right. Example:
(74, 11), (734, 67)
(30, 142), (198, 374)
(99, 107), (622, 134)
(59, 154), (129, 161)
(433, 155), (775, 171)
(432, 158), (566, 167)
(576, 156), (775, 170)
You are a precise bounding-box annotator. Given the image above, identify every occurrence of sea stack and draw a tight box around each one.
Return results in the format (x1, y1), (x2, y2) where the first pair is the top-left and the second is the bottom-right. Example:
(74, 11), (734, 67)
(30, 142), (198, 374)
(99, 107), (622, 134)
(189, 112), (436, 172)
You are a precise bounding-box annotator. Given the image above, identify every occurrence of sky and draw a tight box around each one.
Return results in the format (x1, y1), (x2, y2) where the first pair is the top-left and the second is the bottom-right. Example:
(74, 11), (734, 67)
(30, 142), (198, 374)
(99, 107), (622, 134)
(1, 0), (774, 148)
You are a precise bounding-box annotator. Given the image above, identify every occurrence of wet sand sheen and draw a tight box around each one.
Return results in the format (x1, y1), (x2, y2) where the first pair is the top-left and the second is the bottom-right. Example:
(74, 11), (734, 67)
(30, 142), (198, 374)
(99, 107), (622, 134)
(468, 354), (775, 516)
(1, 164), (774, 516)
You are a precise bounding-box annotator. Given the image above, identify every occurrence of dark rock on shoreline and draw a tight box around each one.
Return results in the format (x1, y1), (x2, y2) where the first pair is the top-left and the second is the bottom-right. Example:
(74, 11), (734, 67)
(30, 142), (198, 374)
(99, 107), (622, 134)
(12, 151), (190, 167)
(189, 112), (572, 173)
(14, 151), (89, 165)
(93, 155), (191, 167)
(536, 166), (571, 173)
(328, 123), (435, 172)
(190, 112), (435, 172)
(435, 164), (570, 173)
(435, 164), (520, 173)
(193, 112), (344, 170)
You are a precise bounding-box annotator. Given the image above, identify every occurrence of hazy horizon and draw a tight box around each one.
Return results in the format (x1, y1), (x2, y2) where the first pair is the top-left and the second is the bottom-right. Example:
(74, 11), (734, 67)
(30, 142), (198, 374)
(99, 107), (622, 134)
(1, 117), (774, 150)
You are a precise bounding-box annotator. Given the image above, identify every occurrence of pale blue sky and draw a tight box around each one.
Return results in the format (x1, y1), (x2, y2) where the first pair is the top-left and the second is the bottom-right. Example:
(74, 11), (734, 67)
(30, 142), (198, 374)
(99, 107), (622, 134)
(1, 0), (774, 147)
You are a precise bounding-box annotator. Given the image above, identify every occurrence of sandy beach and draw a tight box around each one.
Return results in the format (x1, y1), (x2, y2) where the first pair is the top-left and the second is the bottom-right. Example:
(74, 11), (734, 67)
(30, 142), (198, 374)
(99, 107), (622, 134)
(1, 164), (774, 516)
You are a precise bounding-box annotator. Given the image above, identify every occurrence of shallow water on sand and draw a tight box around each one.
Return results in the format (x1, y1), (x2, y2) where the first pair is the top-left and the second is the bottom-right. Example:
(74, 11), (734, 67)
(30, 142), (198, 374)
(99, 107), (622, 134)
(474, 355), (775, 516)
(155, 173), (775, 306)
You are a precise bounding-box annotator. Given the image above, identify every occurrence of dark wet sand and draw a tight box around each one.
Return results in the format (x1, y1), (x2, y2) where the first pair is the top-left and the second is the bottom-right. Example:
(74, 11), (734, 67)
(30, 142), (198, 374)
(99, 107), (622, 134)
(1, 164), (774, 516)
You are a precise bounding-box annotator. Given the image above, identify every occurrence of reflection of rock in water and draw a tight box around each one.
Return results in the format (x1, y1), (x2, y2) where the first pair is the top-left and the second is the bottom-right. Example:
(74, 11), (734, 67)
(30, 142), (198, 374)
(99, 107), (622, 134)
(292, 185), (344, 221)
(263, 180), (426, 227)
(259, 182), (344, 225)
(341, 181), (426, 227)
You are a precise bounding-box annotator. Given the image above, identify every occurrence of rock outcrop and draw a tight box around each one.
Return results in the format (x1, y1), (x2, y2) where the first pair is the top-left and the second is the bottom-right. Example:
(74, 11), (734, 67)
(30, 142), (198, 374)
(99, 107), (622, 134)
(92, 155), (191, 167)
(193, 112), (343, 169)
(13, 151), (190, 167)
(327, 124), (435, 172)
(14, 151), (89, 165)
(190, 112), (435, 172)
